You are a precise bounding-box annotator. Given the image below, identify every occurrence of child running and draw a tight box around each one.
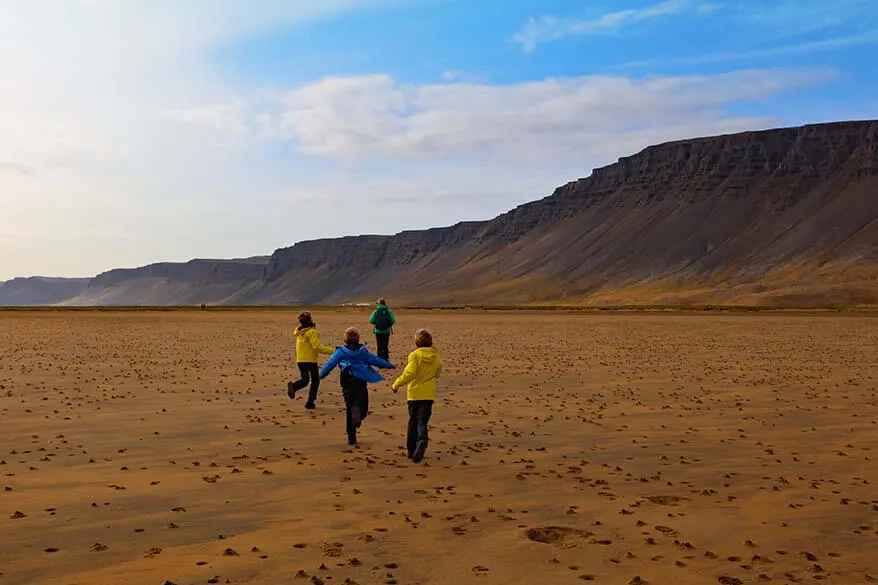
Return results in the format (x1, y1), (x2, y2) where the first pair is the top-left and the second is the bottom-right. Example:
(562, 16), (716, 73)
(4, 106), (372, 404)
(319, 327), (395, 446)
(287, 312), (335, 409)
(391, 328), (442, 463)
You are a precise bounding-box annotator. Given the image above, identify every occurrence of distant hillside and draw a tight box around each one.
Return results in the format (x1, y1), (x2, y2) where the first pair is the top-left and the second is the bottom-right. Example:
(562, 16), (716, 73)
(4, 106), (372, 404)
(55, 258), (270, 306)
(2, 121), (876, 308)
(0, 277), (91, 306)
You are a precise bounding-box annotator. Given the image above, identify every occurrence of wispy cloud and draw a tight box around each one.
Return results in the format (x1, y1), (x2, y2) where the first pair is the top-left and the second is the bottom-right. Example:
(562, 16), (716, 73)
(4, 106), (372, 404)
(0, 0), (868, 282)
(0, 0), (396, 279)
(512, 0), (709, 53)
(173, 68), (836, 164)
(0, 162), (33, 176)
(615, 29), (878, 69)
(739, 0), (872, 31)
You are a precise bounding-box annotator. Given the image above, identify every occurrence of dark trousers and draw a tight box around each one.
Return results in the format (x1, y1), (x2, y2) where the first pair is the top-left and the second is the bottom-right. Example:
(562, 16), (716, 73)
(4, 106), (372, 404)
(291, 362), (320, 404)
(375, 334), (390, 360)
(407, 400), (434, 456)
(342, 376), (369, 442)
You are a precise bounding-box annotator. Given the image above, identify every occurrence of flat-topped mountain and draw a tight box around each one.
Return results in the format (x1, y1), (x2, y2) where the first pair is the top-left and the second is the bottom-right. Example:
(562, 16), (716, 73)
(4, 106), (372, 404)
(54, 258), (270, 306)
(0, 277), (91, 306)
(3, 120), (877, 307)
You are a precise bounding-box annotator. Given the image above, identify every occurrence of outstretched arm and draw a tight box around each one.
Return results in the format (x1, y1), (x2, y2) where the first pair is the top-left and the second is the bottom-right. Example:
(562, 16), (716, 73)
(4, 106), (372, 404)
(365, 350), (395, 369)
(310, 331), (334, 355)
(391, 353), (418, 392)
(319, 349), (342, 379)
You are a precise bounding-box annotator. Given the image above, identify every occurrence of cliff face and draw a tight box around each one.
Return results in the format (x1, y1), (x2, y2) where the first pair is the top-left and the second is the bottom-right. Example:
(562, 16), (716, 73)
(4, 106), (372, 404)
(5, 120), (877, 307)
(248, 223), (487, 305)
(235, 120), (878, 306)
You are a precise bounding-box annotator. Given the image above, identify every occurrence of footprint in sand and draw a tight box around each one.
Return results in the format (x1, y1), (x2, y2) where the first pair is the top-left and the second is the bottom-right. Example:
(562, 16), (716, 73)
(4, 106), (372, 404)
(472, 565), (489, 576)
(645, 495), (690, 506)
(525, 526), (591, 545)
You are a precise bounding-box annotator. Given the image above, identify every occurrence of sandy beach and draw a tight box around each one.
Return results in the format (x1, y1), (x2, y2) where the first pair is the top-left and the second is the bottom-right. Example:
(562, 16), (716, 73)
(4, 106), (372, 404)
(1, 310), (876, 585)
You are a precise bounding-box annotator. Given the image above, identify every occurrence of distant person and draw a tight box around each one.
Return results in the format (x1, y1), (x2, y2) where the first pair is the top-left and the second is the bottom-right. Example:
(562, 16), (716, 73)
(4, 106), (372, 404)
(287, 312), (335, 409)
(369, 298), (396, 360)
(320, 327), (396, 446)
(391, 328), (442, 463)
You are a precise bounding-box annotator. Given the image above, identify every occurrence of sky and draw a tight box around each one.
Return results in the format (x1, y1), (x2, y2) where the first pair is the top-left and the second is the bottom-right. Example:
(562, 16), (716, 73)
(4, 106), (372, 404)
(1, 0), (876, 280)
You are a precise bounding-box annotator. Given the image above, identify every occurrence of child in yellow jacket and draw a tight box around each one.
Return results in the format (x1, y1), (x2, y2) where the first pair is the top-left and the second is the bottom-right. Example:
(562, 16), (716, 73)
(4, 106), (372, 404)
(391, 328), (442, 462)
(287, 312), (334, 409)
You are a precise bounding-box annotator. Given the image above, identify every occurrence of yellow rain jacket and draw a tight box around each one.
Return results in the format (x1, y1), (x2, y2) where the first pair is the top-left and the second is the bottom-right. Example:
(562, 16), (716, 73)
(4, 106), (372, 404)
(392, 347), (442, 401)
(294, 326), (334, 363)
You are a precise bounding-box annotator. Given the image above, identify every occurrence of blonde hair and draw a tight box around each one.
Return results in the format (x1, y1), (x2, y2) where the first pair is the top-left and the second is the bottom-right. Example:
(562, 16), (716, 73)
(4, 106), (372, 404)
(415, 328), (433, 348)
(344, 327), (360, 345)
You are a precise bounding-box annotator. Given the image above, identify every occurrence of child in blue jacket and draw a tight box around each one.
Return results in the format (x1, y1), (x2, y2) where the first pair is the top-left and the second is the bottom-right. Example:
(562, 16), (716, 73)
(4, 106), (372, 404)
(320, 327), (395, 445)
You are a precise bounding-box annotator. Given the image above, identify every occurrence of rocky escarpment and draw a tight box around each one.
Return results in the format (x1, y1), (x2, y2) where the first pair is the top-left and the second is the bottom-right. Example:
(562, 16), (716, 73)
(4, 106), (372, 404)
(235, 120), (878, 306)
(245, 223), (487, 304)
(57, 258), (269, 306)
(263, 222), (485, 283)
(0, 277), (91, 306)
(5, 120), (877, 307)
(91, 258), (267, 288)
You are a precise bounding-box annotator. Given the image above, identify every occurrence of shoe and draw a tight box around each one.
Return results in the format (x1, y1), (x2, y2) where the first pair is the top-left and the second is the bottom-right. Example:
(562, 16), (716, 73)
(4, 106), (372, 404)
(287, 382), (296, 399)
(305, 402), (316, 410)
(411, 440), (427, 463)
(348, 435), (357, 446)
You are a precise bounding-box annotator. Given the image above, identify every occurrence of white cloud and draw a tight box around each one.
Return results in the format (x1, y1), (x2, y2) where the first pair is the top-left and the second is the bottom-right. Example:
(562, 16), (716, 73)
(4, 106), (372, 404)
(165, 100), (252, 137)
(174, 68), (835, 165)
(512, 0), (705, 53)
(0, 1), (854, 281)
(0, 1), (396, 279)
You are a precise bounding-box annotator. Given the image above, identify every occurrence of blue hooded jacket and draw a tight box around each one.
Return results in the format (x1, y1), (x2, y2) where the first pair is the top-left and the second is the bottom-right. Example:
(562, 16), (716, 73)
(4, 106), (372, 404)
(319, 343), (395, 383)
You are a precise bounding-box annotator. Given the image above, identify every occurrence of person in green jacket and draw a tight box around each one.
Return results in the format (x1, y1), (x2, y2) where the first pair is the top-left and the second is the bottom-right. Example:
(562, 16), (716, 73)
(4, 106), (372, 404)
(368, 298), (396, 360)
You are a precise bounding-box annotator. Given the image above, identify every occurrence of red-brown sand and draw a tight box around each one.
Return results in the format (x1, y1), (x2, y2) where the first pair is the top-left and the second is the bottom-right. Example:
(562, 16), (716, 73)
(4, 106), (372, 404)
(1, 310), (876, 585)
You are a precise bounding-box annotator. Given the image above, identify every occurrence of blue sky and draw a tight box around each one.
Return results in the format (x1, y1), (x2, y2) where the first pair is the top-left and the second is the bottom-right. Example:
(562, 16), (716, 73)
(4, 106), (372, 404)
(1, 0), (876, 279)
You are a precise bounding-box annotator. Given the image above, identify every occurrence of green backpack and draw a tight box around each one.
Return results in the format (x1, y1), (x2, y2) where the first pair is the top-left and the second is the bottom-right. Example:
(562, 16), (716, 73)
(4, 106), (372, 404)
(374, 307), (392, 330)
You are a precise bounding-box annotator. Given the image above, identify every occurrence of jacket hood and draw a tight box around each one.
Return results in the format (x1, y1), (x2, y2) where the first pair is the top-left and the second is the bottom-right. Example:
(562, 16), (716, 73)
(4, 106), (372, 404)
(413, 346), (439, 363)
(338, 343), (367, 357)
(294, 325), (315, 336)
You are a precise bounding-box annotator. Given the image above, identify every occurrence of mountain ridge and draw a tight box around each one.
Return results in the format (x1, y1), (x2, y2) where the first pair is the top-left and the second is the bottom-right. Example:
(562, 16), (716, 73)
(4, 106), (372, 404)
(3, 120), (877, 307)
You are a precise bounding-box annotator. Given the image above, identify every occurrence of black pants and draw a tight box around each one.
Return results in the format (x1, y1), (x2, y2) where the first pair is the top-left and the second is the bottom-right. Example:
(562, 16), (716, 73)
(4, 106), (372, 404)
(341, 376), (369, 443)
(375, 334), (390, 360)
(407, 400), (434, 456)
(291, 362), (320, 404)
